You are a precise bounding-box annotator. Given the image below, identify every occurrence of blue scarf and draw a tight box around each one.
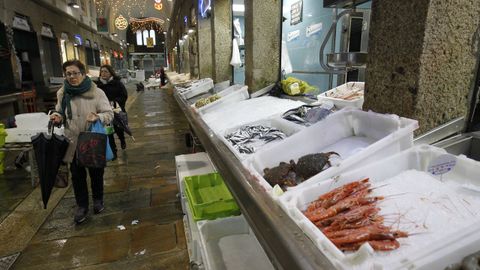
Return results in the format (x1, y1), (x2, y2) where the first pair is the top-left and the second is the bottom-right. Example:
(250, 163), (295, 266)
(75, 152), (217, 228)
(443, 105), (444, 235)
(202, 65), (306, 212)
(61, 77), (92, 121)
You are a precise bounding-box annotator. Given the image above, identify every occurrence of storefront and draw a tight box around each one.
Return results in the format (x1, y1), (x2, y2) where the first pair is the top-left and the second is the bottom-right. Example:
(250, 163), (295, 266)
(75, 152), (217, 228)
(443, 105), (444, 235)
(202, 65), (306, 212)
(11, 14), (43, 90)
(60, 32), (75, 63)
(40, 24), (62, 79)
(93, 42), (101, 66)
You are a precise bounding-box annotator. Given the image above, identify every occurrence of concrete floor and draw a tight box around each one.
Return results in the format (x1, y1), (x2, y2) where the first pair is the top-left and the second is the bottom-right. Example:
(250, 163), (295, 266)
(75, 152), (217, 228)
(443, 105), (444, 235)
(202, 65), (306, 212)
(0, 84), (191, 269)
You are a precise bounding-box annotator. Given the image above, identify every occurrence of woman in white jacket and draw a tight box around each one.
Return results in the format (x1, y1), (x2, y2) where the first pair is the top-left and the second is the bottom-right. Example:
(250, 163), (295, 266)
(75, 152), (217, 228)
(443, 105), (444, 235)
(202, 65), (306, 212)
(50, 60), (113, 224)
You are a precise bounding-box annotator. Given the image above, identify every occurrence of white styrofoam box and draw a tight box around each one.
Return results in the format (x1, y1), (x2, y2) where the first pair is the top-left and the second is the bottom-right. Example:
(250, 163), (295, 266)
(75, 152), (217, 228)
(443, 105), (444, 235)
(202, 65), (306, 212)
(15, 112), (50, 129)
(201, 96), (306, 134)
(246, 108), (418, 195)
(318, 82), (364, 109)
(213, 80), (231, 92)
(219, 116), (304, 160)
(175, 153), (216, 203)
(5, 127), (65, 143)
(279, 145), (480, 270)
(179, 78), (214, 99)
(195, 85), (249, 114)
(183, 195), (206, 265)
(197, 215), (274, 270)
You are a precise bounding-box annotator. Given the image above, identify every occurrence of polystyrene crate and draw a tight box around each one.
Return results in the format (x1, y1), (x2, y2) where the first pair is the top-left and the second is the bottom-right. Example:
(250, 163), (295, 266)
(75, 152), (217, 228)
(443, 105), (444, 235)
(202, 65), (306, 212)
(5, 127), (65, 143)
(201, 96), (306, 134)
(184, 173), (241, 221)
(218, 116), (304, 160)
(194, 85), (249, 114)
(279, 145), (480, 270)
(197, 215), (274, 270)
(15, 112), (50, 129)
(245, 108), (418, 196)
(318, 82), (364, 109)
(179, 78), (214, 99)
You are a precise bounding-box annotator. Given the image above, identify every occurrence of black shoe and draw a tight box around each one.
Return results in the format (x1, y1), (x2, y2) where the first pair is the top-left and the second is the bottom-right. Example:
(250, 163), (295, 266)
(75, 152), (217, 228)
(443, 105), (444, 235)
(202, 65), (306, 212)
(121, 141), (126, 150)
(93, 200), (105, 214)
(74, 207), (88, 224)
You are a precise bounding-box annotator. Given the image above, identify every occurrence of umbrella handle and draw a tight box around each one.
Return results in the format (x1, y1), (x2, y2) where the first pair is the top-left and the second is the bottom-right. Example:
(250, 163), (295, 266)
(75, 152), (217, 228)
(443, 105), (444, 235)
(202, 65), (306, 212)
(48, 120), (54, 135)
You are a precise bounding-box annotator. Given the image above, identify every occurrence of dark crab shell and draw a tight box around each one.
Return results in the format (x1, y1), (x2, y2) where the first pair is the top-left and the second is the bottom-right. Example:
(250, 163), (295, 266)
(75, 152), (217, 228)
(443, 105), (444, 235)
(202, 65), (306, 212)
(295, 152), (339, 180)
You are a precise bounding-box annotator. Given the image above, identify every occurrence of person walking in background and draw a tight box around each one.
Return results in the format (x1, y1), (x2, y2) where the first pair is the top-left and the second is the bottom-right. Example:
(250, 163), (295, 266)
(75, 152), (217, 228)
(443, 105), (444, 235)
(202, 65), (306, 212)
(95, 65), (128, 159)
(159, 67), (167, 86)
(50, 60), (113, 224)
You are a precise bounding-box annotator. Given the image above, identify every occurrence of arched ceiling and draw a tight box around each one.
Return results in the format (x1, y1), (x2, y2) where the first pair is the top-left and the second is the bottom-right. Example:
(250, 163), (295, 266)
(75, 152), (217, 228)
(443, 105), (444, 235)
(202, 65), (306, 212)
(94, 0), (174, 43)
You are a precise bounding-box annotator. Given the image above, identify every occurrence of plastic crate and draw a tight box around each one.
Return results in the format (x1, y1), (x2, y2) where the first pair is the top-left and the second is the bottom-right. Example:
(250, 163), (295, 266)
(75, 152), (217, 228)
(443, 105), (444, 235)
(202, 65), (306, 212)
(197, 215), (274, 270)
(179, 78), (214, 99)
(193, 85), (249, 115)
(184, 173), (240, 221)
(317, 82), (364, 109)
(219, 116), (304, 160)
(279, 145), (480, 270)
(245, 108), (418, 196)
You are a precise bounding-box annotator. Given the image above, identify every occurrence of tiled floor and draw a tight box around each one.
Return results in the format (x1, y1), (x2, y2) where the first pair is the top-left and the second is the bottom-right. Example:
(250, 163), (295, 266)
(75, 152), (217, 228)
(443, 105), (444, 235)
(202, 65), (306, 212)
(0, 83), (190, 269)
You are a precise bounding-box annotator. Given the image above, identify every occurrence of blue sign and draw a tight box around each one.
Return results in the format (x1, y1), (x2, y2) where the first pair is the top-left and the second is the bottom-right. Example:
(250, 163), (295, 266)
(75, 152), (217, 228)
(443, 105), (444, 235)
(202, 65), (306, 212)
(74, 34), (83, 46)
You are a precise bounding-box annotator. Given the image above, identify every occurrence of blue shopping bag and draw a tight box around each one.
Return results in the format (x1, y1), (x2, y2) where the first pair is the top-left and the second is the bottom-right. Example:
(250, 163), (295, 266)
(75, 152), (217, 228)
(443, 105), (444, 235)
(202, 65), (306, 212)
(91, 120), (114, 161)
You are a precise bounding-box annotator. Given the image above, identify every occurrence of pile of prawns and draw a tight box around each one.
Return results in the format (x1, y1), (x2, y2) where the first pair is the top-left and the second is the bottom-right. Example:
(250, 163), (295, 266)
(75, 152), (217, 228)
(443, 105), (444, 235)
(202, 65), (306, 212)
(304, 178), (408, 251)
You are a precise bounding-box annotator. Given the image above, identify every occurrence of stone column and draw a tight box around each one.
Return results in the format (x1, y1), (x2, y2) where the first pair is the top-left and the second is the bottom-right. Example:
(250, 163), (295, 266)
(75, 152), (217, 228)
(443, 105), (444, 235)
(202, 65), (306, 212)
(364, 0), (480, 135)
(197, 16), (213, 79)
(211, 0), (232, 83)
(244, 0), (281, 92)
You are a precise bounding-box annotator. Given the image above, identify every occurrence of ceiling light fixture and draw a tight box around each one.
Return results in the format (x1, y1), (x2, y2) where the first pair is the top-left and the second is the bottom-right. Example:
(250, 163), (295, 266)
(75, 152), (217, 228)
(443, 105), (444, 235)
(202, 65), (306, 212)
(232, 4), (244, 12)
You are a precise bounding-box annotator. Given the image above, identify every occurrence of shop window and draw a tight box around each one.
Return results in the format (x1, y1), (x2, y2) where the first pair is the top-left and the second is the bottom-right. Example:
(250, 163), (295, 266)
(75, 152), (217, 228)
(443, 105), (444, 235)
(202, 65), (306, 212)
(135, 30), (157, 46)
(136, 30), (142, 45)
(143, 30), (149, 46)
(61, 39), (68, 63)
(149, 30), (156, 45)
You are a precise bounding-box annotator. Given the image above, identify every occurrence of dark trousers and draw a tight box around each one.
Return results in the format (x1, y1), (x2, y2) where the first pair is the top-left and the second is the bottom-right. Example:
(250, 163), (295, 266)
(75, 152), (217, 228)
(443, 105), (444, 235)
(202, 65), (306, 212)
(70, 155), (105, 208)
(108, 125), (125, 153)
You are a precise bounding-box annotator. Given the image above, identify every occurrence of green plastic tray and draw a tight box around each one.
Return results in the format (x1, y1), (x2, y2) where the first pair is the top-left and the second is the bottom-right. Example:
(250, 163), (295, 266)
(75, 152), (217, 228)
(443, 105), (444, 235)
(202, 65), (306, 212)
(184, 172), (240, 221)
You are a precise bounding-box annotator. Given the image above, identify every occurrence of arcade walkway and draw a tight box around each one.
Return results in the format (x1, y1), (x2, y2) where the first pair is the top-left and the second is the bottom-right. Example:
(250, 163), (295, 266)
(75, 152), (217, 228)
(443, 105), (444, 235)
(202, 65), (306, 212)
(0, 84), (190, 269)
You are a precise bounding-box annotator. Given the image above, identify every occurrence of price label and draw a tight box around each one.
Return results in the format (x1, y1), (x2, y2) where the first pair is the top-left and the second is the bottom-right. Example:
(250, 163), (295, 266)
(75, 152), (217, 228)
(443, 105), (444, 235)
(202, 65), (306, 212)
(427, 154), (456, 176)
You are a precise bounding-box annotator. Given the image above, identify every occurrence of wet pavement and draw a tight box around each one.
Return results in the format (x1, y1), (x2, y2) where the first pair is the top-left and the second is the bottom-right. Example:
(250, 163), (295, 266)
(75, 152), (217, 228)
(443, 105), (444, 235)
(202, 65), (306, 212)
(0, 83), (191, 269)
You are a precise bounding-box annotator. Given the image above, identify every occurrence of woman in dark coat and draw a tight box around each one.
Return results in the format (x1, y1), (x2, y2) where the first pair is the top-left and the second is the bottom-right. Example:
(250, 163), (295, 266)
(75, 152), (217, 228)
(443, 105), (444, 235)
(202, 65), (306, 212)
(95, 65), (128, 159)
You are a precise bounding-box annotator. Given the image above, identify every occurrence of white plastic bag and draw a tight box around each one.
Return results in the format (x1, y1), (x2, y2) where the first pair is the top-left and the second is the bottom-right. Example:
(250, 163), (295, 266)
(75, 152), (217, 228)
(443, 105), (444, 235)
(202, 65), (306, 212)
(233, 18), (244, 46)
(230, 38), (242, 67)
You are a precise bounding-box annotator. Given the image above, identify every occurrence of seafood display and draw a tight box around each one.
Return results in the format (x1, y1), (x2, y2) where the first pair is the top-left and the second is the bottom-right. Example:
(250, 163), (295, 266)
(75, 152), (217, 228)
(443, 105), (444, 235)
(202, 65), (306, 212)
(225, 125), (287, 154)
(263, 152), (339, 189)
(195, 94), (221, 108)
(324, 83), (364, 100)
(282, 105), (335, 126)
(303, 178), (408, 252)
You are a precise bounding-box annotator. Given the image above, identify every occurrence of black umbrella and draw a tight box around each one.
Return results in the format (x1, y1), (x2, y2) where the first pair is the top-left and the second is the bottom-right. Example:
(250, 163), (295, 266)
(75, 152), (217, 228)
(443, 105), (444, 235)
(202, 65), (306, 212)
(113, 110), (135, 141)
(31, 121), (69, 209)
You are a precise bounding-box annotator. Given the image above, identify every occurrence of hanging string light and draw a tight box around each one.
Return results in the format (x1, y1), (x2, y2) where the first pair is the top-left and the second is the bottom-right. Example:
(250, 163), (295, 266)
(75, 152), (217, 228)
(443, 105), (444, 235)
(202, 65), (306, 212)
(129, 17), (165, 33)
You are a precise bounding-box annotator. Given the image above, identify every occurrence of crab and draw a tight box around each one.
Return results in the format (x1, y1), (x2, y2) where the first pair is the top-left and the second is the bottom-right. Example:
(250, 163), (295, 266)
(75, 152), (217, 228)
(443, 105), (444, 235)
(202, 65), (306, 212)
(295, 152), (340, 180)
(263, 160), (297, 188)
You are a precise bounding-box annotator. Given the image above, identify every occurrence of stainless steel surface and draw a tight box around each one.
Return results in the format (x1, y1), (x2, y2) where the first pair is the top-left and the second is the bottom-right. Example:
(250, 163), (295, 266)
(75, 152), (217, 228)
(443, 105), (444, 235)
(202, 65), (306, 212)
(414, 117), (466, 145)
(250, 83), (274, 98)
(324, 0), (371, 8)
(326, 52), (367, 68)
(174, 91), (335, 270)
(433, 132), (480, 161)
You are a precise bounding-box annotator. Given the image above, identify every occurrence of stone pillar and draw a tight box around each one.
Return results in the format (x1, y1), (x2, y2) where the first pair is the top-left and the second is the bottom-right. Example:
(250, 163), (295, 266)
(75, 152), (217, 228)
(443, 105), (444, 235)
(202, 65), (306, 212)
(211, 0), (232, 83)
(364, 0), (480, 134)
(244, 0), (281, 92)
(198, 16), (213, 79)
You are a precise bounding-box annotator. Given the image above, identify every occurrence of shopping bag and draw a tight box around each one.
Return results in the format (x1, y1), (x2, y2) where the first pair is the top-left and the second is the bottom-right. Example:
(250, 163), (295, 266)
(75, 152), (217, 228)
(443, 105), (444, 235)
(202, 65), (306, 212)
(76, 120), (110, 168)
(90, 120), (114, 161)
